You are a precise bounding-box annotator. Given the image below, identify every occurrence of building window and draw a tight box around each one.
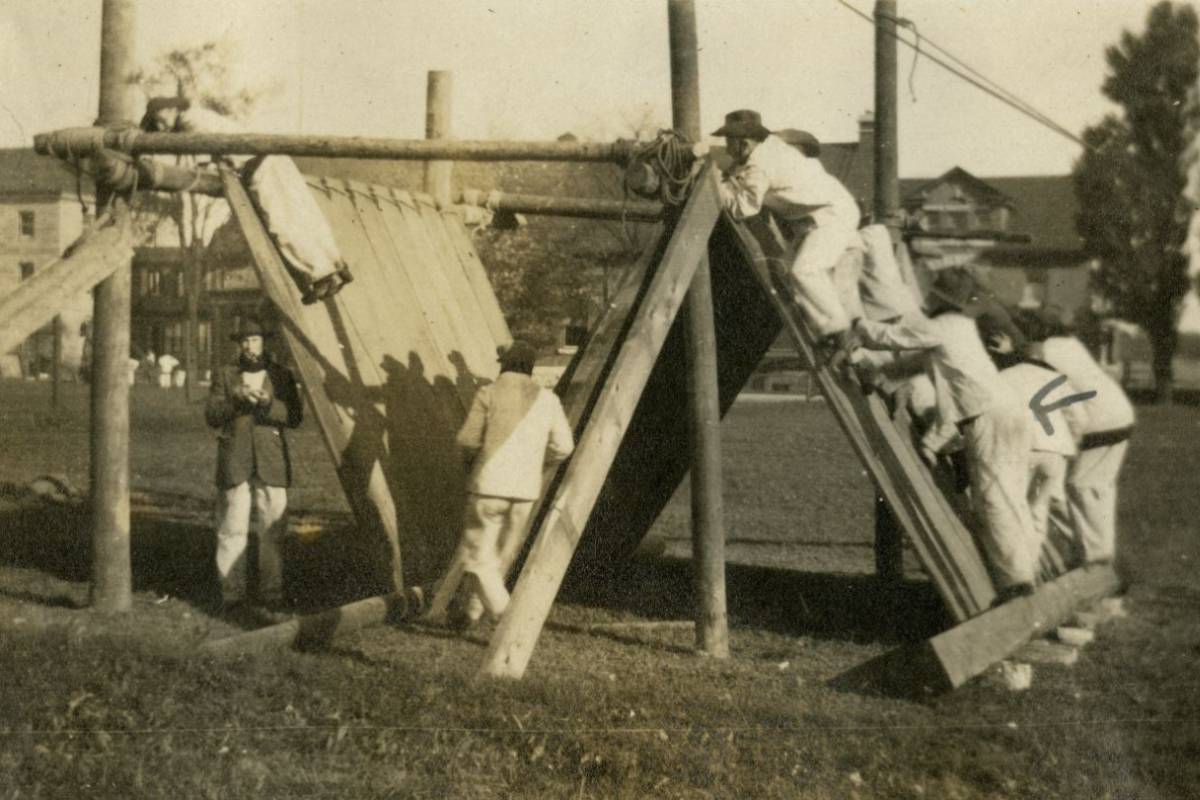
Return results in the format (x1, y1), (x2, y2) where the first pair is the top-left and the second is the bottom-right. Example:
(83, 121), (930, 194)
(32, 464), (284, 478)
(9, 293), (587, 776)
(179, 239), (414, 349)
(18, 211), (35, 237)
(145, 270), (161, 297)
(163, 322), (186, 358)
(19, 261), (35, 280)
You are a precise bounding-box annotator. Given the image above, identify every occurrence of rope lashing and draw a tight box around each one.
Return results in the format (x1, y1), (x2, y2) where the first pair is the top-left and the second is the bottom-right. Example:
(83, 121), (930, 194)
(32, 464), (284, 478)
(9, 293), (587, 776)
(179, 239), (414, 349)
(624, 129), (700, 208)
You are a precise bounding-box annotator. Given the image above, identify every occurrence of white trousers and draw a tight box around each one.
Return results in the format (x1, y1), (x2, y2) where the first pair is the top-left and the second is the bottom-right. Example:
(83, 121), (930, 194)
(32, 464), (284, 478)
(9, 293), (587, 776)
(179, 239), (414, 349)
(1054, 441), (1129, 562)
(249, 156), (342, 286)
(965, 405), (1039, 589)
(215, 476), (288, 604)
(1027, 451), (1068, 562)
(788, 207), (858, 336)
(459, 494), (534, 621)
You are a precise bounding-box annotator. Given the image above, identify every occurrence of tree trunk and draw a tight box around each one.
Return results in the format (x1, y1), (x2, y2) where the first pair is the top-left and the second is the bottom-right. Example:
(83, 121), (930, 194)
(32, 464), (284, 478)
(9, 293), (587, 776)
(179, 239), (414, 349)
(183, 246), (203, 402)
(1148, 321), (1177, 405)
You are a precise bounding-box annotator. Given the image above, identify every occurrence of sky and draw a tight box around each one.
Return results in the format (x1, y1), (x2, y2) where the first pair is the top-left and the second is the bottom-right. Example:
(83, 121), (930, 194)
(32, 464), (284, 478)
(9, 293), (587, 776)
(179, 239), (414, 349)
(0, 0), (1181, 178)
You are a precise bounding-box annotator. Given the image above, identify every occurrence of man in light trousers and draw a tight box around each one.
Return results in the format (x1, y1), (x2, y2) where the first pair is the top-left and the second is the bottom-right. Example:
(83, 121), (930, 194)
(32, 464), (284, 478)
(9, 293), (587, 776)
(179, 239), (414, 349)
(205, 320), (303, 621)
(850, 268), (1040, 604)
(452, 340), (575, 626)
(714, 109), (861, 357)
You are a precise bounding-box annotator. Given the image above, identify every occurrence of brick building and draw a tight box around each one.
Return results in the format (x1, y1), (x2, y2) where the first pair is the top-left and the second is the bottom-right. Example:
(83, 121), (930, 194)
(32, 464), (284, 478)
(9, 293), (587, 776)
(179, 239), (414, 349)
(0, 149), (95, 377)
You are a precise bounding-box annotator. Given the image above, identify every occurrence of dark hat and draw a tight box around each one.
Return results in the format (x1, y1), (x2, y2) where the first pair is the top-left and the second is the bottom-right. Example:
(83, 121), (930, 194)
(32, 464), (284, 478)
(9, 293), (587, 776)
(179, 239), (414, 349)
(924, 267), (987, 318)
(229, 318), (272, 341)
(775, 128), (821, 157)
(498, 339), (537, 373)
(140, 96), (191, 132)
(711, 109), (771, 141)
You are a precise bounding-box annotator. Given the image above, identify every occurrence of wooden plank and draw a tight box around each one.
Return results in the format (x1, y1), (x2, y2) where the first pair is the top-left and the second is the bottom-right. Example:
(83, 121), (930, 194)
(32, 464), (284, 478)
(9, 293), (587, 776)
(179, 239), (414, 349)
(417, 197), (506, 375)
(221, 168), (405, 592)
(0, 211), (132, 356)
(442, 214), (513, 348)
(726, 218), (994, 619)
(478, 165), (723, 679)
(832, 564), (1120, 696)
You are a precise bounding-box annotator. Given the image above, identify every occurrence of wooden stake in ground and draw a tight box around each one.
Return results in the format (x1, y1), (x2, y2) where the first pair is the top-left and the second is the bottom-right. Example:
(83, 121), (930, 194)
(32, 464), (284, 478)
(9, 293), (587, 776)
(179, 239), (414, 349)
(669, 0), (729, 659)
(90, 0), (137, 614)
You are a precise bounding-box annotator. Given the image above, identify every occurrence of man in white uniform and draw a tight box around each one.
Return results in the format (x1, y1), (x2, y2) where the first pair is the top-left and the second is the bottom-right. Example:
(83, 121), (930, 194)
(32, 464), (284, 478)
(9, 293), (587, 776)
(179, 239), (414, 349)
(1025, 311), (1135, 566)
(714, 109), (860, 356)
(449, 341), (575, 626)
(850, 268), (1040, 603)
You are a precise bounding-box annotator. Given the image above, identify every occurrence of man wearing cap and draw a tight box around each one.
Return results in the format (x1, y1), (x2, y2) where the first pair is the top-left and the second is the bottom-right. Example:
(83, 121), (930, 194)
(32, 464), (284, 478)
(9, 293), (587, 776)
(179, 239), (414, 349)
(714, 109), (861, 354)
(141, 96), (352, 305)
(205, 319), (303, 619)
(849, 267), (1041, 603)
(447, 340), (575, 627)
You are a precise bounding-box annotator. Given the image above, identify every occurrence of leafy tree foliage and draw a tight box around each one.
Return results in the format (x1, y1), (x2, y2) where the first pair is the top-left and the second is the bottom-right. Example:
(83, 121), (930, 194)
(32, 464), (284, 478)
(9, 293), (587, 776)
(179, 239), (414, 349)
(1073, 1), (1200, 398)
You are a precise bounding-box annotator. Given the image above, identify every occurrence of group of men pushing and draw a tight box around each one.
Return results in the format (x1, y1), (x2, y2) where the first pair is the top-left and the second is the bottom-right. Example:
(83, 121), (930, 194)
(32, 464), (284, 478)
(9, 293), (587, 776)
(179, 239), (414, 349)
(192, 98), (1133, 622)
(715, 108), (1133, 604)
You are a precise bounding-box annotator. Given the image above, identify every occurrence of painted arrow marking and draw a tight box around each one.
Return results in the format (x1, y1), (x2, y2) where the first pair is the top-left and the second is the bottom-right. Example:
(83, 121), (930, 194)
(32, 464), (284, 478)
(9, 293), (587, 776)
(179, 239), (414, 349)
(1029, 374), (1097, 436)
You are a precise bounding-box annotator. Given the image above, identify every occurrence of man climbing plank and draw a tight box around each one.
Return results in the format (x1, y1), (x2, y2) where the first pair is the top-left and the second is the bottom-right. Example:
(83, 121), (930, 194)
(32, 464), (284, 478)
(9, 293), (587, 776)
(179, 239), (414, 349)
(714, 108), (860, 361)
(141, 96), (352, 304)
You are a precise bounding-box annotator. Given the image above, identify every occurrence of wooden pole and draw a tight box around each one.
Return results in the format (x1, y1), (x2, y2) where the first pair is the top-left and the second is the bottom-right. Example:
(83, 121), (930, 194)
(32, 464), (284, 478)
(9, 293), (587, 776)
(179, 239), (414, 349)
(89, 0), (136, 613)
(423, 71), (454, 207)
(669, 0), (728, 659)
(874, 0), (901, 227)
(35, 128), (638, 164)
(453, 189), (663, 222)
(872, 0), (906, 584)
(51, 314), (62, 409)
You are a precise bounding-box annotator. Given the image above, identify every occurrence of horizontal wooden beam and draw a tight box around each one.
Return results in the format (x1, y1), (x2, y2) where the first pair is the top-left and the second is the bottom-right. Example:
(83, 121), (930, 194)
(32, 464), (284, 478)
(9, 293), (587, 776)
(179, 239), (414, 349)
(903, 229), (1032, 244)
(831, 563), (1121, 697)
(454, 189), (663, 221)
(199, 593), (413, 655)
(35, 127), (639, 164)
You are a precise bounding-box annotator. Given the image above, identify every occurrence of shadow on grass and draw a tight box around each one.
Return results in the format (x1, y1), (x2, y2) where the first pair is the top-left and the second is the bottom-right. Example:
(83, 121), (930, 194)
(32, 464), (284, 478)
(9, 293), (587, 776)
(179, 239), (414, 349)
(563, 555), (951, 646)
(1, 485), (949, 648)
(0, 485), (387, 618)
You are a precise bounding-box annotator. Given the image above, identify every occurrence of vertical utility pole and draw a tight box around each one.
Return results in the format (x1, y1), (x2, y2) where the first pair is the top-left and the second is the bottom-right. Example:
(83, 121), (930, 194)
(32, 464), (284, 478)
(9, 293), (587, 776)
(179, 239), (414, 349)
(669, 0), (729, 659)
(424, 71), (454, 207)
(873, 0), (905, 583)
(874, 0), (901, 227)
(90, 0), (136, 613)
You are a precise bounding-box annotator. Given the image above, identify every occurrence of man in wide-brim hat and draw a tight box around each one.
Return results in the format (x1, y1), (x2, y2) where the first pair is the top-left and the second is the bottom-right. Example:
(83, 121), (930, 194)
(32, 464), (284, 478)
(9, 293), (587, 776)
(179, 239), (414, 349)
(713, 108), (861, 355)
(849, 266), (1042, 604)
(205, 318), (304, 622)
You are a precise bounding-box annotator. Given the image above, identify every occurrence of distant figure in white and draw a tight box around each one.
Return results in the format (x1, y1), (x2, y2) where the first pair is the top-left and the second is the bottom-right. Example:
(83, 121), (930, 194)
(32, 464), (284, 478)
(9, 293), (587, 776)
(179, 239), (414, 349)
(156, 352), (179, 389)
(714, 108), (860, 360)
(449, 340), (575, 628)
(140, 96), (353, 305)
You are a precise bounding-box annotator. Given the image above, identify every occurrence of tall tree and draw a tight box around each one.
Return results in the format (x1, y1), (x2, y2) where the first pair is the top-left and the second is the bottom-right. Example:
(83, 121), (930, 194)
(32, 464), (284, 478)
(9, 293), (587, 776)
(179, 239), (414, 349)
(1073, 1), (1200, 400)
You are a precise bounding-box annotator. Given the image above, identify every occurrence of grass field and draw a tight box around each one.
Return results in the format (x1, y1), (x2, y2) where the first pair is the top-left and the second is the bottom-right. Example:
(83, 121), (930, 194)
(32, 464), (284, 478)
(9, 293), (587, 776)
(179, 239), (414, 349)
(1, 379), (1198, 799)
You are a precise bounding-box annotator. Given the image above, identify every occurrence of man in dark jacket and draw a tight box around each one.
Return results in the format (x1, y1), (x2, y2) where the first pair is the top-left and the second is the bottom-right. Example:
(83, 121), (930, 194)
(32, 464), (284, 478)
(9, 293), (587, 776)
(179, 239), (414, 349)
(205, 319), (303, 615)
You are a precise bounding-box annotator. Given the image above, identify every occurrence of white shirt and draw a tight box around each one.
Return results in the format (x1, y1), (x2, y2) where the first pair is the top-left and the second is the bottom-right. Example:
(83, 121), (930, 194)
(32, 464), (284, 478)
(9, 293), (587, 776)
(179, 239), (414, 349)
(856, 224), (923, 321)
(457, 373), (575, 501)
(718, 135), (859, 226)
(1000, 362), (1086, 456)
(858, 311), (1018, 451)
(157, 354), (179, 375)
(1040, 336), (1135, 433)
